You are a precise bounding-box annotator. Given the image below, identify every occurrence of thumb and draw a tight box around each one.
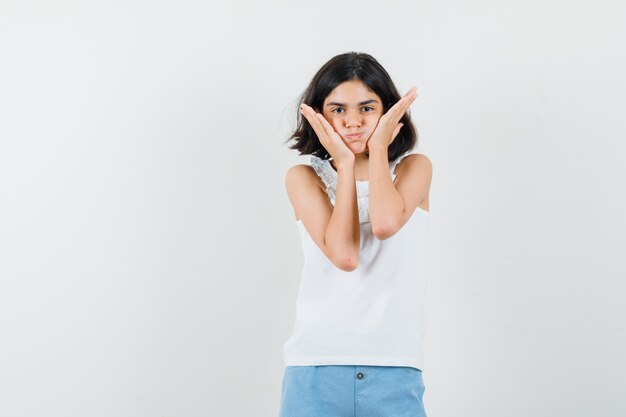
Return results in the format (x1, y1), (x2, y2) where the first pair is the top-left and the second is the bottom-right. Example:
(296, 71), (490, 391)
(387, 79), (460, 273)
(391, 123), (404, 143)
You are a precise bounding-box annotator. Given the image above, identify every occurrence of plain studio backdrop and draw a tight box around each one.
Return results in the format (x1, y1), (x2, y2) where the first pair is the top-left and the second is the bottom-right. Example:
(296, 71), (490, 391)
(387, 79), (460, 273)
(1, 1), (625, 416)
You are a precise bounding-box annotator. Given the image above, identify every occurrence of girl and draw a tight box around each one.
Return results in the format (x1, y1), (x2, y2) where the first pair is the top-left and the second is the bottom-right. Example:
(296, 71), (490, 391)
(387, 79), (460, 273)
(280, 52), (432, 417)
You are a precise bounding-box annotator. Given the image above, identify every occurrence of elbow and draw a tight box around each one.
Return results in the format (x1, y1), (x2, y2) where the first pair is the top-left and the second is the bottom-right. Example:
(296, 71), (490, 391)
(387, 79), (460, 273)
(334, 253), (359, 272)
(371, 221), (397, 241)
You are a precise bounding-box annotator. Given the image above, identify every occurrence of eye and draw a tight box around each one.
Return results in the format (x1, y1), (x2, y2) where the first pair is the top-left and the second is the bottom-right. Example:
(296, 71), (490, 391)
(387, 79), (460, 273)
(362, 106), (374, 112)
(331, 108), (344, 114)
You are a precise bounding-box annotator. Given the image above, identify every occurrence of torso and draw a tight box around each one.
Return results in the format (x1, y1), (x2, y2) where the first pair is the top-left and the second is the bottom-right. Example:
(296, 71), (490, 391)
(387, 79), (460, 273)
(284, 155), (431, 370)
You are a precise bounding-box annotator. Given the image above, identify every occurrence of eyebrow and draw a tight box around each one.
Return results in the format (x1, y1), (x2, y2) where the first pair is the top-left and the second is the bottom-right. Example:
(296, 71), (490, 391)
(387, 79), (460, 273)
(325, 99), (379, 107)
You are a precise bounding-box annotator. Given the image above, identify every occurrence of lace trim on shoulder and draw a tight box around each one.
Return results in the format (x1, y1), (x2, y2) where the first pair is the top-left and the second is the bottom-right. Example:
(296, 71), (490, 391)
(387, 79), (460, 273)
(390, 151), (413, 179)
(310, 156), (337, 202)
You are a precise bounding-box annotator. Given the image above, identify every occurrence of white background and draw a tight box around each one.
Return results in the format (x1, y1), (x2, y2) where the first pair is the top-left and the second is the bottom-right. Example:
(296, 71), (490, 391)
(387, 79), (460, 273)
(1, 1), (625, 416)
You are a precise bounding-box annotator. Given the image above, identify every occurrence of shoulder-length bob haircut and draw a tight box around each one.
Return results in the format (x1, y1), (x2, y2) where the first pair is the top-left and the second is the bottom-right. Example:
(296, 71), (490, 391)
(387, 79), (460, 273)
(285, 51), (418, 162)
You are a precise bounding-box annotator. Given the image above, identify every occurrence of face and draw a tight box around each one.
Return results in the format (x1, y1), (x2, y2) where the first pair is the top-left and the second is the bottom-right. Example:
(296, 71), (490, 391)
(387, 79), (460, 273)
(321, 79), (384, 154)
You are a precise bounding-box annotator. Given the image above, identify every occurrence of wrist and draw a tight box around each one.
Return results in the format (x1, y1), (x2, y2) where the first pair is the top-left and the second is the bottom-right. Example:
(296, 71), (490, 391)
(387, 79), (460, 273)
(367, 144), (389, 156)
(333, 153), (355, 169)
(335, 159), (355, 173)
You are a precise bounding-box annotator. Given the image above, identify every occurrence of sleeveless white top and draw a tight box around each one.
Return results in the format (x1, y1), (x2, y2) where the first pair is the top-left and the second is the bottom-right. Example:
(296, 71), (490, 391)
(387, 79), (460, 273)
(283, 151), (430, 371)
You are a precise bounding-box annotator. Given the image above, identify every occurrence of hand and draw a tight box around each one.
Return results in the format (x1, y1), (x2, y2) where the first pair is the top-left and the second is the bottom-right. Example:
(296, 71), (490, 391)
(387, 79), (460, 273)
(300, 103), (355, 167)
(367, 86), (418, 151)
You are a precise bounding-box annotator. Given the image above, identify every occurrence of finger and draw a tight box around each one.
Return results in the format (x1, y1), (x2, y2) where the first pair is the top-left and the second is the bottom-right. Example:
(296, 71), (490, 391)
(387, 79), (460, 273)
(300, 103), (319, 126)
(398, 87), (418, 110)
(300, 104), (326, 138)
(404, 86), (418, 98)
(386, 89), (418, 123)
(315, 112), (339, 138)
(387, 94), (413, 117)
(391, 123), (403, 143)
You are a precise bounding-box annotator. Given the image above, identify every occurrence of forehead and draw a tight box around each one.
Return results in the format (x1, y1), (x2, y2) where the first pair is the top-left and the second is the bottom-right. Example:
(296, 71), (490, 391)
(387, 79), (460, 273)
(324, 80), (380, 103)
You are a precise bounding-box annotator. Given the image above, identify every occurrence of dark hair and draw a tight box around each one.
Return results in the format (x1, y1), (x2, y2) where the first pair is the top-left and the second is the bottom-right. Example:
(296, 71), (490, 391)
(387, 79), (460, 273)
(284, 52), (418, 162)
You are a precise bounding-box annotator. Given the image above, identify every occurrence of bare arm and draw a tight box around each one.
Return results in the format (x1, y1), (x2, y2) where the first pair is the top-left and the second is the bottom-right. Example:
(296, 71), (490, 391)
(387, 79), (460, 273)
(368, 150), (432, 240)
(286, 161), (360, 271)
(368, 146), (405, 238)
(366, 86), (432, 239)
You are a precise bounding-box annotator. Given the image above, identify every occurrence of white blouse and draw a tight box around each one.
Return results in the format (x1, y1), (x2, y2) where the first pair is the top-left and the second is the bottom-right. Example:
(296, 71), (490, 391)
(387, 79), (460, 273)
(283, 152), (431, 371)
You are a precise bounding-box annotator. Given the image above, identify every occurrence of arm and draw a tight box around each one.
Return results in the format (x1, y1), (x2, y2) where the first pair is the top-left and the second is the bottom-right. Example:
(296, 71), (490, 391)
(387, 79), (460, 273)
(368, 146), (405, 238)
(325, 158), (360, 270)
(286, 162), (360, 271)
(365, 85), (430, 239)
(368, 150), (432, 240)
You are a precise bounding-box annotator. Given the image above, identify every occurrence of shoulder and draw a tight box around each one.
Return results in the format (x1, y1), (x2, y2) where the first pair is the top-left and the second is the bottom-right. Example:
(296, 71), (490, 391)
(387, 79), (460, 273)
(284, 163), (333, 224)
(285, 163), (317, 182)
(396, 153), (433, 178)
(285, 164), (325, 191)
(402, 152), (432, 166)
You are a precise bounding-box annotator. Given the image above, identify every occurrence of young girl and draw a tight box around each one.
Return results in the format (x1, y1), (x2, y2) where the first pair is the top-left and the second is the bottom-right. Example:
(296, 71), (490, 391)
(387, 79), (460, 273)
(280, 52), (432, 417)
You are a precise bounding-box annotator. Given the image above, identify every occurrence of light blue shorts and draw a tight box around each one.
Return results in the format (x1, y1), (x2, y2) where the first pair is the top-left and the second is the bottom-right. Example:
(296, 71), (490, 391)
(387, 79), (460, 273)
(279, 365), (426, 417)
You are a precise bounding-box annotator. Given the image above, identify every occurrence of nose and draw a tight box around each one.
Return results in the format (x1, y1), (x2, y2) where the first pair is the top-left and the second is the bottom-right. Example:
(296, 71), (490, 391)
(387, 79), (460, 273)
(345, 110), (362, 128)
